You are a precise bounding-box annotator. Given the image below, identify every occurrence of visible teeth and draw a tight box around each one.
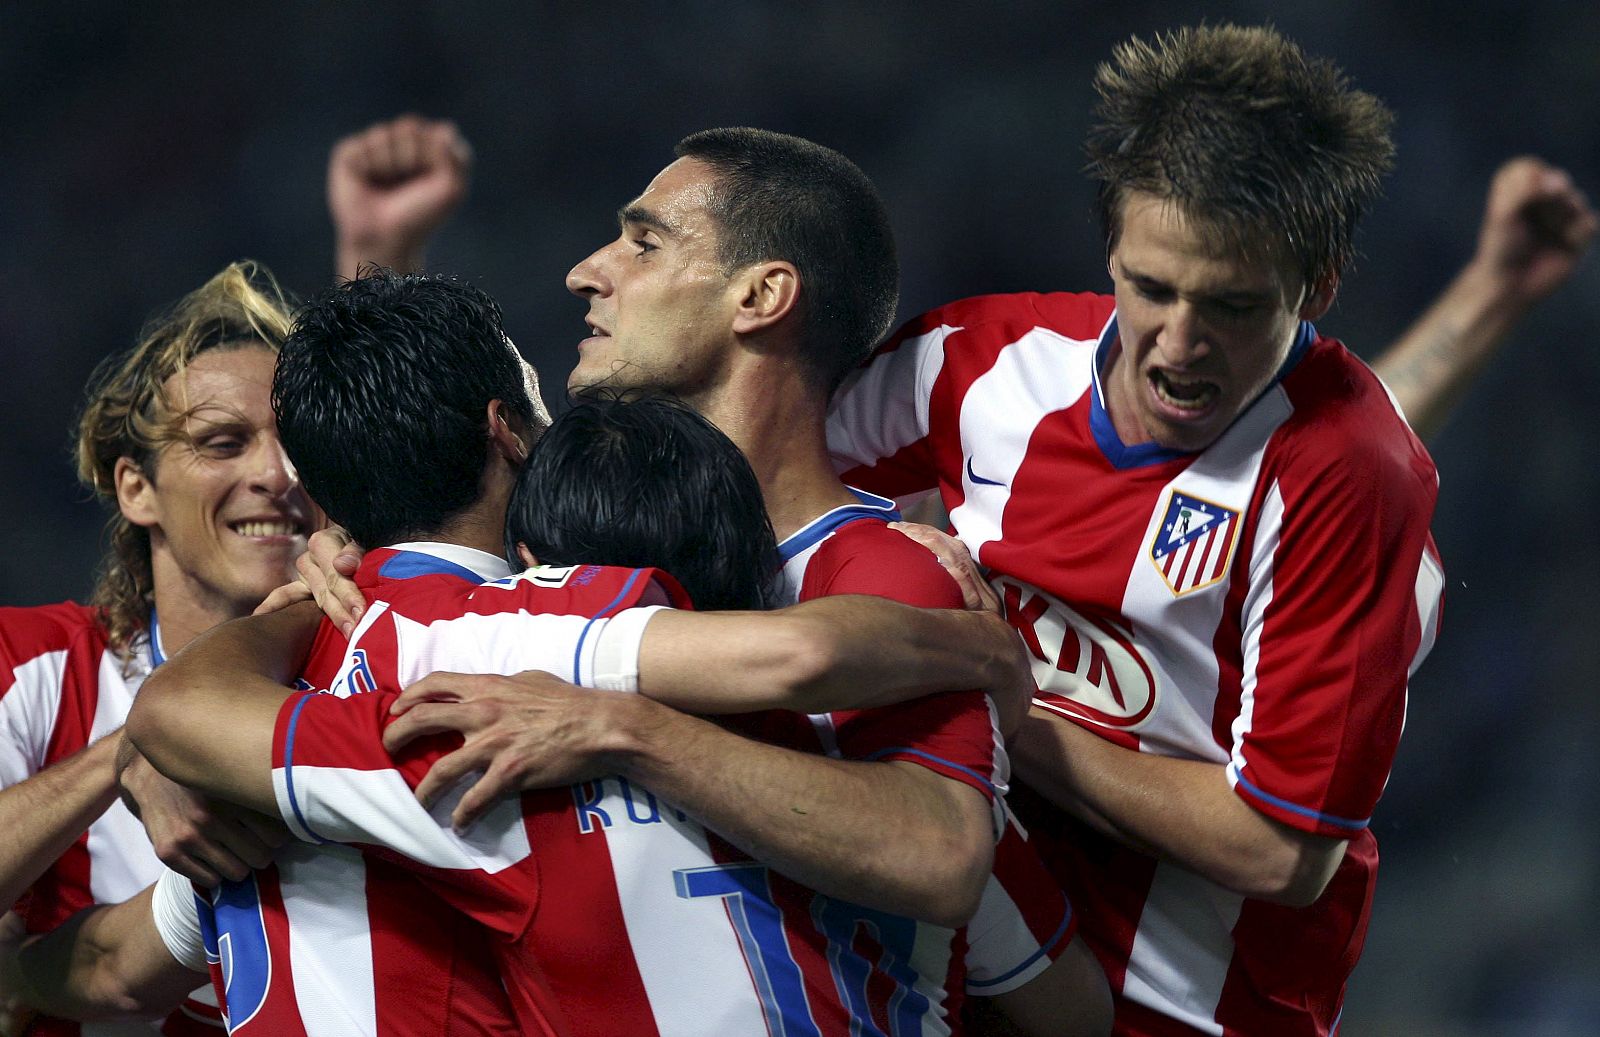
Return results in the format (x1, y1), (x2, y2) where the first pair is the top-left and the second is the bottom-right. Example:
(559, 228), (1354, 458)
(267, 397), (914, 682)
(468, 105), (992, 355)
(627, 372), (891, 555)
(233, 521), (299, 537)
(1152, 371), (1217, 410)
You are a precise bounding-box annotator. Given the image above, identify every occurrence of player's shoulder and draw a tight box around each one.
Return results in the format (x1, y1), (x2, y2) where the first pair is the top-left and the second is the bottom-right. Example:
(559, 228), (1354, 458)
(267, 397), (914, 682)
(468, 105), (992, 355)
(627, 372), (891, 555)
(890, 290), (1115, 347)
(469, 563), (688, 614)
(0, 600), (105, 663)
(807, 519), (965, 609)
(1274, 334), (1437, 497)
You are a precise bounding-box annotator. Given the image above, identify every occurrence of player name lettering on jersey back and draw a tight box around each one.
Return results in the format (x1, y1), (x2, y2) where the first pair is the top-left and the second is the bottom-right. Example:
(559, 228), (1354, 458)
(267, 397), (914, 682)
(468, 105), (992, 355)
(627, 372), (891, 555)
(999, 577), (1159, 731)
(572, 775), (690, 834)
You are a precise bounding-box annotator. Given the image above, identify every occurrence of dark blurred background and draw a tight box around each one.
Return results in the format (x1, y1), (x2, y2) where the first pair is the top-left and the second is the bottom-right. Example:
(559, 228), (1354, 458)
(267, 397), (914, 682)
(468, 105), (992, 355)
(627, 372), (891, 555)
(2, 2), (1596, 1032)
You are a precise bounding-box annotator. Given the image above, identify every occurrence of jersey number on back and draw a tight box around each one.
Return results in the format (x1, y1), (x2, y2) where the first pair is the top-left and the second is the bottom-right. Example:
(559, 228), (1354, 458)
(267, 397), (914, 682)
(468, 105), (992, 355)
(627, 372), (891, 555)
(675, 862), (932, 1036)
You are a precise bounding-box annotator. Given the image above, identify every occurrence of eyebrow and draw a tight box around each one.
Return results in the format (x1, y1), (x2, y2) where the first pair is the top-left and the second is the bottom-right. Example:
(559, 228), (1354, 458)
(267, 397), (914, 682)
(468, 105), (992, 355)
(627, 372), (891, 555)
(1125, 269), (1274, 306)
(617, 204), (680, 238)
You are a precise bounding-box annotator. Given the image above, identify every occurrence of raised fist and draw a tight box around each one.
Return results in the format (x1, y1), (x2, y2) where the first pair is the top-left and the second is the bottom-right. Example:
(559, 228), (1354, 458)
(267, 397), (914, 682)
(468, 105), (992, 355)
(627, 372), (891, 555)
(329, 114), (473, 279)
(1472, 156), (1596, 309)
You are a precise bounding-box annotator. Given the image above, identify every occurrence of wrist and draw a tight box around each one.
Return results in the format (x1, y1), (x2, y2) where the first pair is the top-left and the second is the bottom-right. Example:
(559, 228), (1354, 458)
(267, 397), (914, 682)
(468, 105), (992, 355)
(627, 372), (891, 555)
(335, 237), (428, 278)
(1451, 256), (1533, 326)
(593, 692), (687, 780)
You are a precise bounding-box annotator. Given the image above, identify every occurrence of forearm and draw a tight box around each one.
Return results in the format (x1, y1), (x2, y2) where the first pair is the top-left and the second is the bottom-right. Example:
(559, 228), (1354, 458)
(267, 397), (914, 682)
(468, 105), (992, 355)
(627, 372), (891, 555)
(638, 597), (1023, 715)
(127, 602), (319, 809)
(599, 693), (993, 927)
(5, 888), (196, 1021)
(1371, 260), (1527, 441)
(0, 736), (121, 910)
(1012, 711), (1343, 905)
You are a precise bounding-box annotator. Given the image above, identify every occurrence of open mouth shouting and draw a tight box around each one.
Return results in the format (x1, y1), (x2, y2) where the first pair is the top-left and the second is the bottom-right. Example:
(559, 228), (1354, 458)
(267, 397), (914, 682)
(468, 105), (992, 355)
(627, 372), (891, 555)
(1149, 369), (1220, 416)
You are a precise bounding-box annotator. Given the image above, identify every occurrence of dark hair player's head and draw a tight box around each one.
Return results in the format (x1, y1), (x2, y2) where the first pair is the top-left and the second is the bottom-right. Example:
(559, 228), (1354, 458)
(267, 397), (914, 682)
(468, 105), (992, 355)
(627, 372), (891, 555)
(674, 127), (900, 393)
(506, 391), (776, 611)
(273, 270), (539, 548)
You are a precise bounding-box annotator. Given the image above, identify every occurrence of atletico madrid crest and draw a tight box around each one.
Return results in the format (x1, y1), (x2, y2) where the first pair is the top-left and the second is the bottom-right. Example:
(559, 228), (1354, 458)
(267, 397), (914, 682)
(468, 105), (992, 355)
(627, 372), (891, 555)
(1150, 490), (1240, 596)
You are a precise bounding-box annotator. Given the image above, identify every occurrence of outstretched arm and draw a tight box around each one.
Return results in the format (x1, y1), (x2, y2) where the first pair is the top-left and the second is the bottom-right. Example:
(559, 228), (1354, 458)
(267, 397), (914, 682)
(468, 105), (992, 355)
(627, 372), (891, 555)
(1373, 156), (1596, 440)
(329, 114), (472, 281)
(634, 597), (1030, 723)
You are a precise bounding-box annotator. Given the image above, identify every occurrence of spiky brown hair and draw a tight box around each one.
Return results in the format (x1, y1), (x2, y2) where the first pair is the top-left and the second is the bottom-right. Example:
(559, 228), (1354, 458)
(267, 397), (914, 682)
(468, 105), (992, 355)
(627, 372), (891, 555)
(1085, 24), (1395, 286)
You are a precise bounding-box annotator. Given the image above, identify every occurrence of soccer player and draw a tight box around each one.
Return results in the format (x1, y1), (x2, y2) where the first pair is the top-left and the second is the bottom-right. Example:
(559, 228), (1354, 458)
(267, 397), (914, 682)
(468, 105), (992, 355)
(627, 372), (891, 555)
(821, 24), (1448, 1035)
(0, 263), (314, 1037)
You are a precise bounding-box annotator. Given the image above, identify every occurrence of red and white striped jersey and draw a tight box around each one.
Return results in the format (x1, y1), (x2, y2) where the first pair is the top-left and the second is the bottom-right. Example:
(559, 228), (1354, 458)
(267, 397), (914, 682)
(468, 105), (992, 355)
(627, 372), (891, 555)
(270, 544), (1009, 1036)
(773, 495), (1079, 1007)
(153, 545), (551, 1037)
(0, 603), (223, 1037)
(827, 292), (1445, 1036)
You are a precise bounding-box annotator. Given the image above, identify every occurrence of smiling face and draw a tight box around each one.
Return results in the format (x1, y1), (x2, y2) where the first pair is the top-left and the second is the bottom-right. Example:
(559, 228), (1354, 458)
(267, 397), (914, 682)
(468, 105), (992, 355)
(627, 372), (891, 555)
(119, 344), (315, 622)
(564, 157), (743, 402)
(1103, 191), (1334, 453)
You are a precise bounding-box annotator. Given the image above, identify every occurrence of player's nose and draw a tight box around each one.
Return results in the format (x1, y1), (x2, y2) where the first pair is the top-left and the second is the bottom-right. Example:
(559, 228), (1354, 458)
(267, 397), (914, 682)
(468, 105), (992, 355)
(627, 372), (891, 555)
(566, 247), (610, 298)
(1156, 305), (1210, 366)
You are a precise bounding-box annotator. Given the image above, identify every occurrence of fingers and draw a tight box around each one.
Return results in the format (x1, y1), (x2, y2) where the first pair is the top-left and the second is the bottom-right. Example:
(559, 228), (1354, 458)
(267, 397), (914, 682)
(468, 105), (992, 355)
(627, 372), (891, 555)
(150, 837), (229, 888)
(413, 741), (494, 811)
(451, 758), (521, 831)
(1490, 157), (1597, 246)
(299, 526), (365, 635)
(889, 521), (999, 613)
(384, 700), (477, 753)
(337, 115), (469, 187)
(232, 811), (293, 853)
(253, 580), (313, 616)
(389, 670), (494, 716)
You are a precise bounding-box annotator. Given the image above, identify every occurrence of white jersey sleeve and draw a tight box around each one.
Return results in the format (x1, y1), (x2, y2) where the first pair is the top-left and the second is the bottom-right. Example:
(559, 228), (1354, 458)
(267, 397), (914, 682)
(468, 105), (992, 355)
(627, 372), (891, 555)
(150, 869), (209, 972)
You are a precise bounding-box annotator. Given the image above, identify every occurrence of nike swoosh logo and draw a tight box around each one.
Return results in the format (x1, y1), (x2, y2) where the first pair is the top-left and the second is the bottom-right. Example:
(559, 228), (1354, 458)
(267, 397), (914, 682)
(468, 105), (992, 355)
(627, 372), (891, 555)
(966, 457), (1005, 487)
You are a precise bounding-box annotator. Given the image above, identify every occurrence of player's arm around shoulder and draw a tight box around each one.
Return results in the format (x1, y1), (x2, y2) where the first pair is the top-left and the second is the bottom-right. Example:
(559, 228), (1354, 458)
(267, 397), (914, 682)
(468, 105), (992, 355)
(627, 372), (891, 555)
(127, 601), (324, 814)
(635, 593), (1029, 720)
(597, 688), (996, 928)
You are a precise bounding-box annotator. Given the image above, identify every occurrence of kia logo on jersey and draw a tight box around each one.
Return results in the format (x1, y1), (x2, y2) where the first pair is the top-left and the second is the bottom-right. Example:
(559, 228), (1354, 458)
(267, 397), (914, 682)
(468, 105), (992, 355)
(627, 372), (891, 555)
(999, 579), (1158, 729)
(1150, 490), (1240, 596)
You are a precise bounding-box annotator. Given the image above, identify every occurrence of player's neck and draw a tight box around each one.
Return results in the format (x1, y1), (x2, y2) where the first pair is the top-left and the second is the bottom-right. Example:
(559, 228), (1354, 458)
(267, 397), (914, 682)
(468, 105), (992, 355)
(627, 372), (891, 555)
(147, 562), (251, 659)
(695, 357), (859, 541)
(428, 499), (513, 560)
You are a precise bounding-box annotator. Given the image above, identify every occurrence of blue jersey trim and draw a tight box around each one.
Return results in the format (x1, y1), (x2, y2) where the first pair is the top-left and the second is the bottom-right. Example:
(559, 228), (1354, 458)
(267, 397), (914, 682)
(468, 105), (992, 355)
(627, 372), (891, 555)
(281, 692), (331, 845)
(148, 609), (167, 667)
(965, 908), (1075, 989)
(1089, 317), (1318, 470)
(777, 489), (901, 563)
(861, 746), (997, 799)
(1233, 767), (1369, 832)
(377, 550), (487, 584)
(571, 568), (646, 684)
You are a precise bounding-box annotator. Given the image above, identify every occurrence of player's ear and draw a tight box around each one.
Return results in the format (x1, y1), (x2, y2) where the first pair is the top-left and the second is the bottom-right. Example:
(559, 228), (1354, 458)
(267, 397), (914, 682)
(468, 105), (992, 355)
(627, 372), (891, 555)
(487, 400), (531, 463)
(114, 456), (160, 528)
(515, 542), (539, 568)
(1298, 270), (1339, 321)
(730, 261), (800, 335)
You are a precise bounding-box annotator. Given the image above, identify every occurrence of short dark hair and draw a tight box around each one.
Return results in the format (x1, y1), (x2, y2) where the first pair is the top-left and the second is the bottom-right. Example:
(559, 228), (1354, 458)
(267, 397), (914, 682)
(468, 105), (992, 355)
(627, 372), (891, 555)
(675, 127), (898, 394)
(273, 270), (536, 548)
(506, 390), (776, 612)
(1085, 24), (1395, 287)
